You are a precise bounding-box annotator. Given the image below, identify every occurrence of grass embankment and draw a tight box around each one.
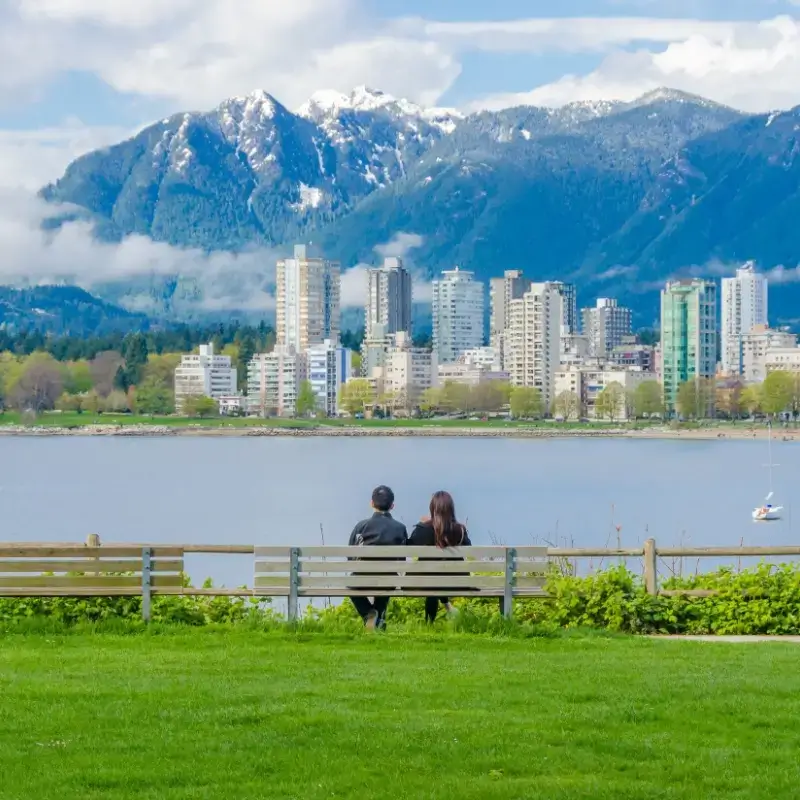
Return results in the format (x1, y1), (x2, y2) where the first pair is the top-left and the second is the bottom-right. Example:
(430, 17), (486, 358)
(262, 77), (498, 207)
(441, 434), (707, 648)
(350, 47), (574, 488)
(2, 629), (800, 799)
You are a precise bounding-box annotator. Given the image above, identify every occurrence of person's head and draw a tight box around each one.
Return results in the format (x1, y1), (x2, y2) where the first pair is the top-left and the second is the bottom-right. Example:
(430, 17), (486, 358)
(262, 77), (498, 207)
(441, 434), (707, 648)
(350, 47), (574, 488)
(371, 485), (395, 513)
(429, 490), (465, 548)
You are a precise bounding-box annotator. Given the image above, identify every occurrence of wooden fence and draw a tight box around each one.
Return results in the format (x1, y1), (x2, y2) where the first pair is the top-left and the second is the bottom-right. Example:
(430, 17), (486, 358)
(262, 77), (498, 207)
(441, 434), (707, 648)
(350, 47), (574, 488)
(1, 537), (798, 621)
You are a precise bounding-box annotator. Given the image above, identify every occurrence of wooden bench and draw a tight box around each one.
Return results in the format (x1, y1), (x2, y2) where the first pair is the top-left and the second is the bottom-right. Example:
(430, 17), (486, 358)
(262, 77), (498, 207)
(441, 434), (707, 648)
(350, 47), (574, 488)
(254, 545), (548, 619)
(0, 545), (185, 621)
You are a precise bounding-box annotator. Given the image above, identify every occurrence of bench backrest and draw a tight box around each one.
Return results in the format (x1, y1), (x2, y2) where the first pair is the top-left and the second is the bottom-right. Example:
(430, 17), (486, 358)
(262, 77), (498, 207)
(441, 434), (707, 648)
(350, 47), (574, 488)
(0, 546), (184, 596)
(253, 546), (548, 598)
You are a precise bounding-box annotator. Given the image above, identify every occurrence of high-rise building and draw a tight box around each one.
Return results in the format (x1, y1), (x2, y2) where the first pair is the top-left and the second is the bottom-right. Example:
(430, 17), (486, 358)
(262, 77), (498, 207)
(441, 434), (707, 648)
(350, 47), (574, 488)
(660, 279), (718, 414)
(581, 298), (632, 357)
(432, 267), (485, 364)
(306, 339), (352, 417)
(360, 322), (393, 378)
(721, 262), (768, 375)
(490, 270), (531, 368)
(506, 282), (562, 408)
(276, 244), (341, 352)
(383, 332), (438, 410)
(365, 257), (412, 335)
(551, 281), (578, 335)
(174, 343), (237, 413)
(247, 346), (305, 417)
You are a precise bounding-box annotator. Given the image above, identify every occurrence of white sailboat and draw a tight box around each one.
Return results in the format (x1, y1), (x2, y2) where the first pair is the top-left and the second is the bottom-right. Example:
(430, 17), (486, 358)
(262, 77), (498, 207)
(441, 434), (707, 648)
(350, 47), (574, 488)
(753, 424), (783, 521)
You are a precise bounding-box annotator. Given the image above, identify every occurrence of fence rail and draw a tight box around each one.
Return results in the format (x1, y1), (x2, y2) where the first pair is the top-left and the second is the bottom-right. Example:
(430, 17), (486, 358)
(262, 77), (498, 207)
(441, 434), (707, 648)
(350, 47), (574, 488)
(1, 537), (798, 621)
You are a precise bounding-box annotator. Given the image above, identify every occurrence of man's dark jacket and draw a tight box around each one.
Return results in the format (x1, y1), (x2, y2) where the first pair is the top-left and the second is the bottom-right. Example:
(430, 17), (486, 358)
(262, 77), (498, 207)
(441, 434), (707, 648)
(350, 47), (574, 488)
(348, 512), (407, 591)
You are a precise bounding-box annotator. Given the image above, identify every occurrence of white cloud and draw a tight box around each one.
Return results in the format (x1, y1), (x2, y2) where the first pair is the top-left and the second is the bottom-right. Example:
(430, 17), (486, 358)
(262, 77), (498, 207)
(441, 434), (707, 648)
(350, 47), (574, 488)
(0, 188), (279, 312)
(1, 0), (459, 110)
(460, 16), (800, 113)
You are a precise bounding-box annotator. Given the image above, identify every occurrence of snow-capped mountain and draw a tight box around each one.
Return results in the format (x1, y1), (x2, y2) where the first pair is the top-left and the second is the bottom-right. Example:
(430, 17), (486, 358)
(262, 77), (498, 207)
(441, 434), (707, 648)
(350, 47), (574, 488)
(41, 85), (800, 324)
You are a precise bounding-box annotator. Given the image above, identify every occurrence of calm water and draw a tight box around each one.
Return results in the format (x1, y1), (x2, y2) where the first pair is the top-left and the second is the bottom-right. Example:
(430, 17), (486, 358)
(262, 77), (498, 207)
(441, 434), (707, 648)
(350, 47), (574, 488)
(1, 436), (797, 586)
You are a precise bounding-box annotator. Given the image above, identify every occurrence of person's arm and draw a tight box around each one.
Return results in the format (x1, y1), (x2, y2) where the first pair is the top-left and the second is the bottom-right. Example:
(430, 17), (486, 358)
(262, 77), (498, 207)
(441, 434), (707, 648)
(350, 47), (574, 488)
(407, 524), (424, 546)
(461, 529), (472, 547)
(348, 521), (364, 546)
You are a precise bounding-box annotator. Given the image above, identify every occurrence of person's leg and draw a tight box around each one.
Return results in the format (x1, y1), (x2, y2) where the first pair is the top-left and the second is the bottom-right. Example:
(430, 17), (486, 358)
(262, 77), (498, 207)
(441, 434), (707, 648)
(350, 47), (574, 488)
(424, 596), (439, 624)
(350, 596), (375, 622)
(373, 595), (390, 629)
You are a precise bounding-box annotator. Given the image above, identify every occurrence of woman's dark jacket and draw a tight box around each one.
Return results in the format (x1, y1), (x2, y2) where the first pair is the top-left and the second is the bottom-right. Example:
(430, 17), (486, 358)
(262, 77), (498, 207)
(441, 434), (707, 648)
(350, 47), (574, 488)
(406, 522), (472, 593)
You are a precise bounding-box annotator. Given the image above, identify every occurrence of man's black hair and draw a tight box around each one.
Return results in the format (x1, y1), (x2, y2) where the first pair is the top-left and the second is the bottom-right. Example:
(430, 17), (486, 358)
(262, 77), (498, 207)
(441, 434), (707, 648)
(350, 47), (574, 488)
(371, 485), (394, 512)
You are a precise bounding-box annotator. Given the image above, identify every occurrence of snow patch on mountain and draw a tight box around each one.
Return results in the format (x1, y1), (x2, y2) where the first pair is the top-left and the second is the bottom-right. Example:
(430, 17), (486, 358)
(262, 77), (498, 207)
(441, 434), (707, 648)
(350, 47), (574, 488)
(291, 184), (324, 213)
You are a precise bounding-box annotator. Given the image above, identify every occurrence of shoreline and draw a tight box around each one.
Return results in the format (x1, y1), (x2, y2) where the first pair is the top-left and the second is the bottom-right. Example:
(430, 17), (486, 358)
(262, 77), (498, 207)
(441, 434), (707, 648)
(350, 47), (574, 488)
(0, 424), (795, 441)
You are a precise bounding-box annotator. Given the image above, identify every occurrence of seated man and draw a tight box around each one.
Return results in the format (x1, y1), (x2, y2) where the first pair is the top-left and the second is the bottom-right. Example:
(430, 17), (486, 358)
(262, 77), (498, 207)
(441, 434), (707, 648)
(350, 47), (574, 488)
(348, 485), (408, 630)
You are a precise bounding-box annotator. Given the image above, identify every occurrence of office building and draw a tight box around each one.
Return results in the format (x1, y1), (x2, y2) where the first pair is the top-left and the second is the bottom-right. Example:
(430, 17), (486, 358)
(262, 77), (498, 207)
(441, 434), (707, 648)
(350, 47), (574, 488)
(490, 270), (530, 368)
(660, 279), (717, 414)
(721, 262), (768, 375)
(581, 298), (632, 357)
(506, 282), (562, 408)
(365, 257), (412, 335)
(174, 343), (237, 413)
(306, 339), (352, 417)
(609, 336), (655, 373)
(276, 244), (341, 352)
(432, 267), (485, 364)
(247, 346), (305, 417)
(552, 281), (578, 335)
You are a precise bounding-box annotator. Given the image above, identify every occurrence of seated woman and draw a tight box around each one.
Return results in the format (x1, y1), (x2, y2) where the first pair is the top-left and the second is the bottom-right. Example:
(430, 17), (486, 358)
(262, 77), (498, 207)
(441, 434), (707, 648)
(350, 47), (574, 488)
(408, 490), (471, 623)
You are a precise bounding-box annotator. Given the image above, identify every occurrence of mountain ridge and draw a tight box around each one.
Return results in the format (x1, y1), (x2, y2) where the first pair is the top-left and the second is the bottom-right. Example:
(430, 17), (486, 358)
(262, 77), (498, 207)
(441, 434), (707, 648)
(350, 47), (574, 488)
(39, 85), (800, 326)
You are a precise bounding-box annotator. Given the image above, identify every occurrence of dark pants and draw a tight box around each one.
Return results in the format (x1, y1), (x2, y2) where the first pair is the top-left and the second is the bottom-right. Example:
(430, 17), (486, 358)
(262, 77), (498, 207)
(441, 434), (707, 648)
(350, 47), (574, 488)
(350, 595), (390, 624)
(425, 597), (449, 623)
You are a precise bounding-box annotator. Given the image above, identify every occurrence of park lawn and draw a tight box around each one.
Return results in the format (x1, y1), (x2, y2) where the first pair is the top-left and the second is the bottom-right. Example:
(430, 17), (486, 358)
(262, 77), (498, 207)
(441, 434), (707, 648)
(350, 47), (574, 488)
(0, 411), (658, 430)
(2, 631), (800, 800)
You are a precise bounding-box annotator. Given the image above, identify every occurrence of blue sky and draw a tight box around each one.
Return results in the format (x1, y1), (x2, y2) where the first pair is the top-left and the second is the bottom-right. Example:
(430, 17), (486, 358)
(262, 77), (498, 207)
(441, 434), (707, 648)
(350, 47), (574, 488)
(0, 1), (798, 189)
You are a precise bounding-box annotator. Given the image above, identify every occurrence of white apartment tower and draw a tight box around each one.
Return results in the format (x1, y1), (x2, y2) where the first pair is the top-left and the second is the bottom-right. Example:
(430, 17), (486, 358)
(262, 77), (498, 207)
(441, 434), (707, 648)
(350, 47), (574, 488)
(174, 343), (237, 413)
(433, 267), (485, 364)
(581, 298), (632, 357)
(247, 346), (305, 417)
(490, 269), (530, 369)
(721, 262), (768, 375)
(366, 257), (412, 335)
(276, 244), (341, 352)
(506, 282), (562, 408)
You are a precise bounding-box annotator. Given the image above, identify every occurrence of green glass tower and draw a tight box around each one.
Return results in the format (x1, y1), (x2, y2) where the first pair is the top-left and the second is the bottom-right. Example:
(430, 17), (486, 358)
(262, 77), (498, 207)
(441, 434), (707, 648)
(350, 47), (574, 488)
(660, 279), (718, 414)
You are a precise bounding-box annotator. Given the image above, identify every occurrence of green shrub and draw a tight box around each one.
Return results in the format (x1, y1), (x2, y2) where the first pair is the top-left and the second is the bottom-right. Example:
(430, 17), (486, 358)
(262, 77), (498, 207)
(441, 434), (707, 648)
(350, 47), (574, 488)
(4, 563), (800, 635)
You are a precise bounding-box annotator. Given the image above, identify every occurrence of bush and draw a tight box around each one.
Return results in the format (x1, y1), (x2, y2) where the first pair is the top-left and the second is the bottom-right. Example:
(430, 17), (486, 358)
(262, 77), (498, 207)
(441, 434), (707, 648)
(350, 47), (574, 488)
(4, 564), (800, 635)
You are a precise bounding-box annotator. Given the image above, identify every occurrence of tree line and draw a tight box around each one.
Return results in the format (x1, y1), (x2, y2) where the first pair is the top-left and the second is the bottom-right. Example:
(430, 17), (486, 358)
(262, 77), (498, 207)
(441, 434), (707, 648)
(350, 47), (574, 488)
(0, 324), (274, 416)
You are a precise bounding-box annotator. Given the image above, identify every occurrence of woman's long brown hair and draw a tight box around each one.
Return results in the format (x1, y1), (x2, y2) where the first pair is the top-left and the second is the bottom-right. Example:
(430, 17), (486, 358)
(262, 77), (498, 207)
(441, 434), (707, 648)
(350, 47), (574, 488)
(430, 490), (466, 548)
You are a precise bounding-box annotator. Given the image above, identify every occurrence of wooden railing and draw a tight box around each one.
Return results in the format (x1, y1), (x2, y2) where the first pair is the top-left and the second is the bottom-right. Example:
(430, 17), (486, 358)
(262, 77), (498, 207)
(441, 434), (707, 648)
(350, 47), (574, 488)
(1, 537), (798, 621)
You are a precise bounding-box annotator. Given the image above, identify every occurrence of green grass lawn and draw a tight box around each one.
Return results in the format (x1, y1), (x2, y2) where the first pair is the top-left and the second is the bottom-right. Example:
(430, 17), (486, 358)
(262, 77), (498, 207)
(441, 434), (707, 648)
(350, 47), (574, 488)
(0, 410), (662, 430)
(2, 630), (799, 799)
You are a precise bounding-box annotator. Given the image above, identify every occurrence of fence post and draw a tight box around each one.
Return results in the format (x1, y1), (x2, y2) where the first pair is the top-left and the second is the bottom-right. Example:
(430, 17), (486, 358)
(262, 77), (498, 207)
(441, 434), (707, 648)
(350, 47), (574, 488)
(503, 547), (516, 619)
(141, 547), (152, 623)
(288, 547), (300, 622)
(643, 538), (658, 596)
(86, 534), (100, 577)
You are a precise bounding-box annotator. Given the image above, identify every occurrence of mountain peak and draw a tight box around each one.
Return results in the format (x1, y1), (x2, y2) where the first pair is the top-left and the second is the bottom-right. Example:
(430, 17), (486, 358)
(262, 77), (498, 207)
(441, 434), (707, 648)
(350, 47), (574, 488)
(628, 87), (733, 111)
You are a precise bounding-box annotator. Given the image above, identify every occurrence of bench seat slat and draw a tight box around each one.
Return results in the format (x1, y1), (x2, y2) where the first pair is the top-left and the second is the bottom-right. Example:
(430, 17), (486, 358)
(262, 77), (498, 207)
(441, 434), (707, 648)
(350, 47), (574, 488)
(0, 575), (183, 589)
(0, 559), (183, 574)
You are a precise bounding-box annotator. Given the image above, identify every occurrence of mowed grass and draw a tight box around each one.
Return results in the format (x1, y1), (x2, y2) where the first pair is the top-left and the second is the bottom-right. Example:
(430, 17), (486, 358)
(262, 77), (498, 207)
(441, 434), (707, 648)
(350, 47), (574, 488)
(0, 411), (656, 430)
(2, 631), (800, 799)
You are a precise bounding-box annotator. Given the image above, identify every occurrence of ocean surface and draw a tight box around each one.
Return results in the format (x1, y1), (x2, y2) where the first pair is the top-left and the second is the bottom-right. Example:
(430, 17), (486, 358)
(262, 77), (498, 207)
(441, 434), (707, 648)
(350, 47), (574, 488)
(1, 436), (797, 587)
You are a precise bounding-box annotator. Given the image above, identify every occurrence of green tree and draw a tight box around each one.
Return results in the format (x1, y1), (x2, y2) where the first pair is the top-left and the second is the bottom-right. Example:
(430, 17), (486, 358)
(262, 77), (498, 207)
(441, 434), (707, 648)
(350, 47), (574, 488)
(143, 353), (181, 389)
(595, 382), (625, 421)
(103, 390), (131, 413)
(235, 334), (256, 391)
(552, 390), (581, 420)
(55, 392), (82, 412)
(8, 352), (64, 412)
(675, 377), (715, 419)
(63, 360), (93, 394)
(340, 378), (375, 415)
(470, 381), (506, 414)
(509, 387), (543, 419)
(762, 371), (794, 417)
(121, 333), (149, 386)
(183, 395), (218, 418)
(419, 387), (442, 414)
(440, 381), (471, 414)
(80, 391), (101, 415)
(135, 377), (174, 415)
(632, 381), (663, 419)
(740, 383), (763, 417)
(296, 380), (317, 417)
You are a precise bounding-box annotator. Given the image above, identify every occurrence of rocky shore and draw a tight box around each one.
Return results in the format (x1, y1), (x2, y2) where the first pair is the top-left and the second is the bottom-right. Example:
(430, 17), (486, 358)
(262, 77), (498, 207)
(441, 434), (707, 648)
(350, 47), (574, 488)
(0, 423), (794, 440)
